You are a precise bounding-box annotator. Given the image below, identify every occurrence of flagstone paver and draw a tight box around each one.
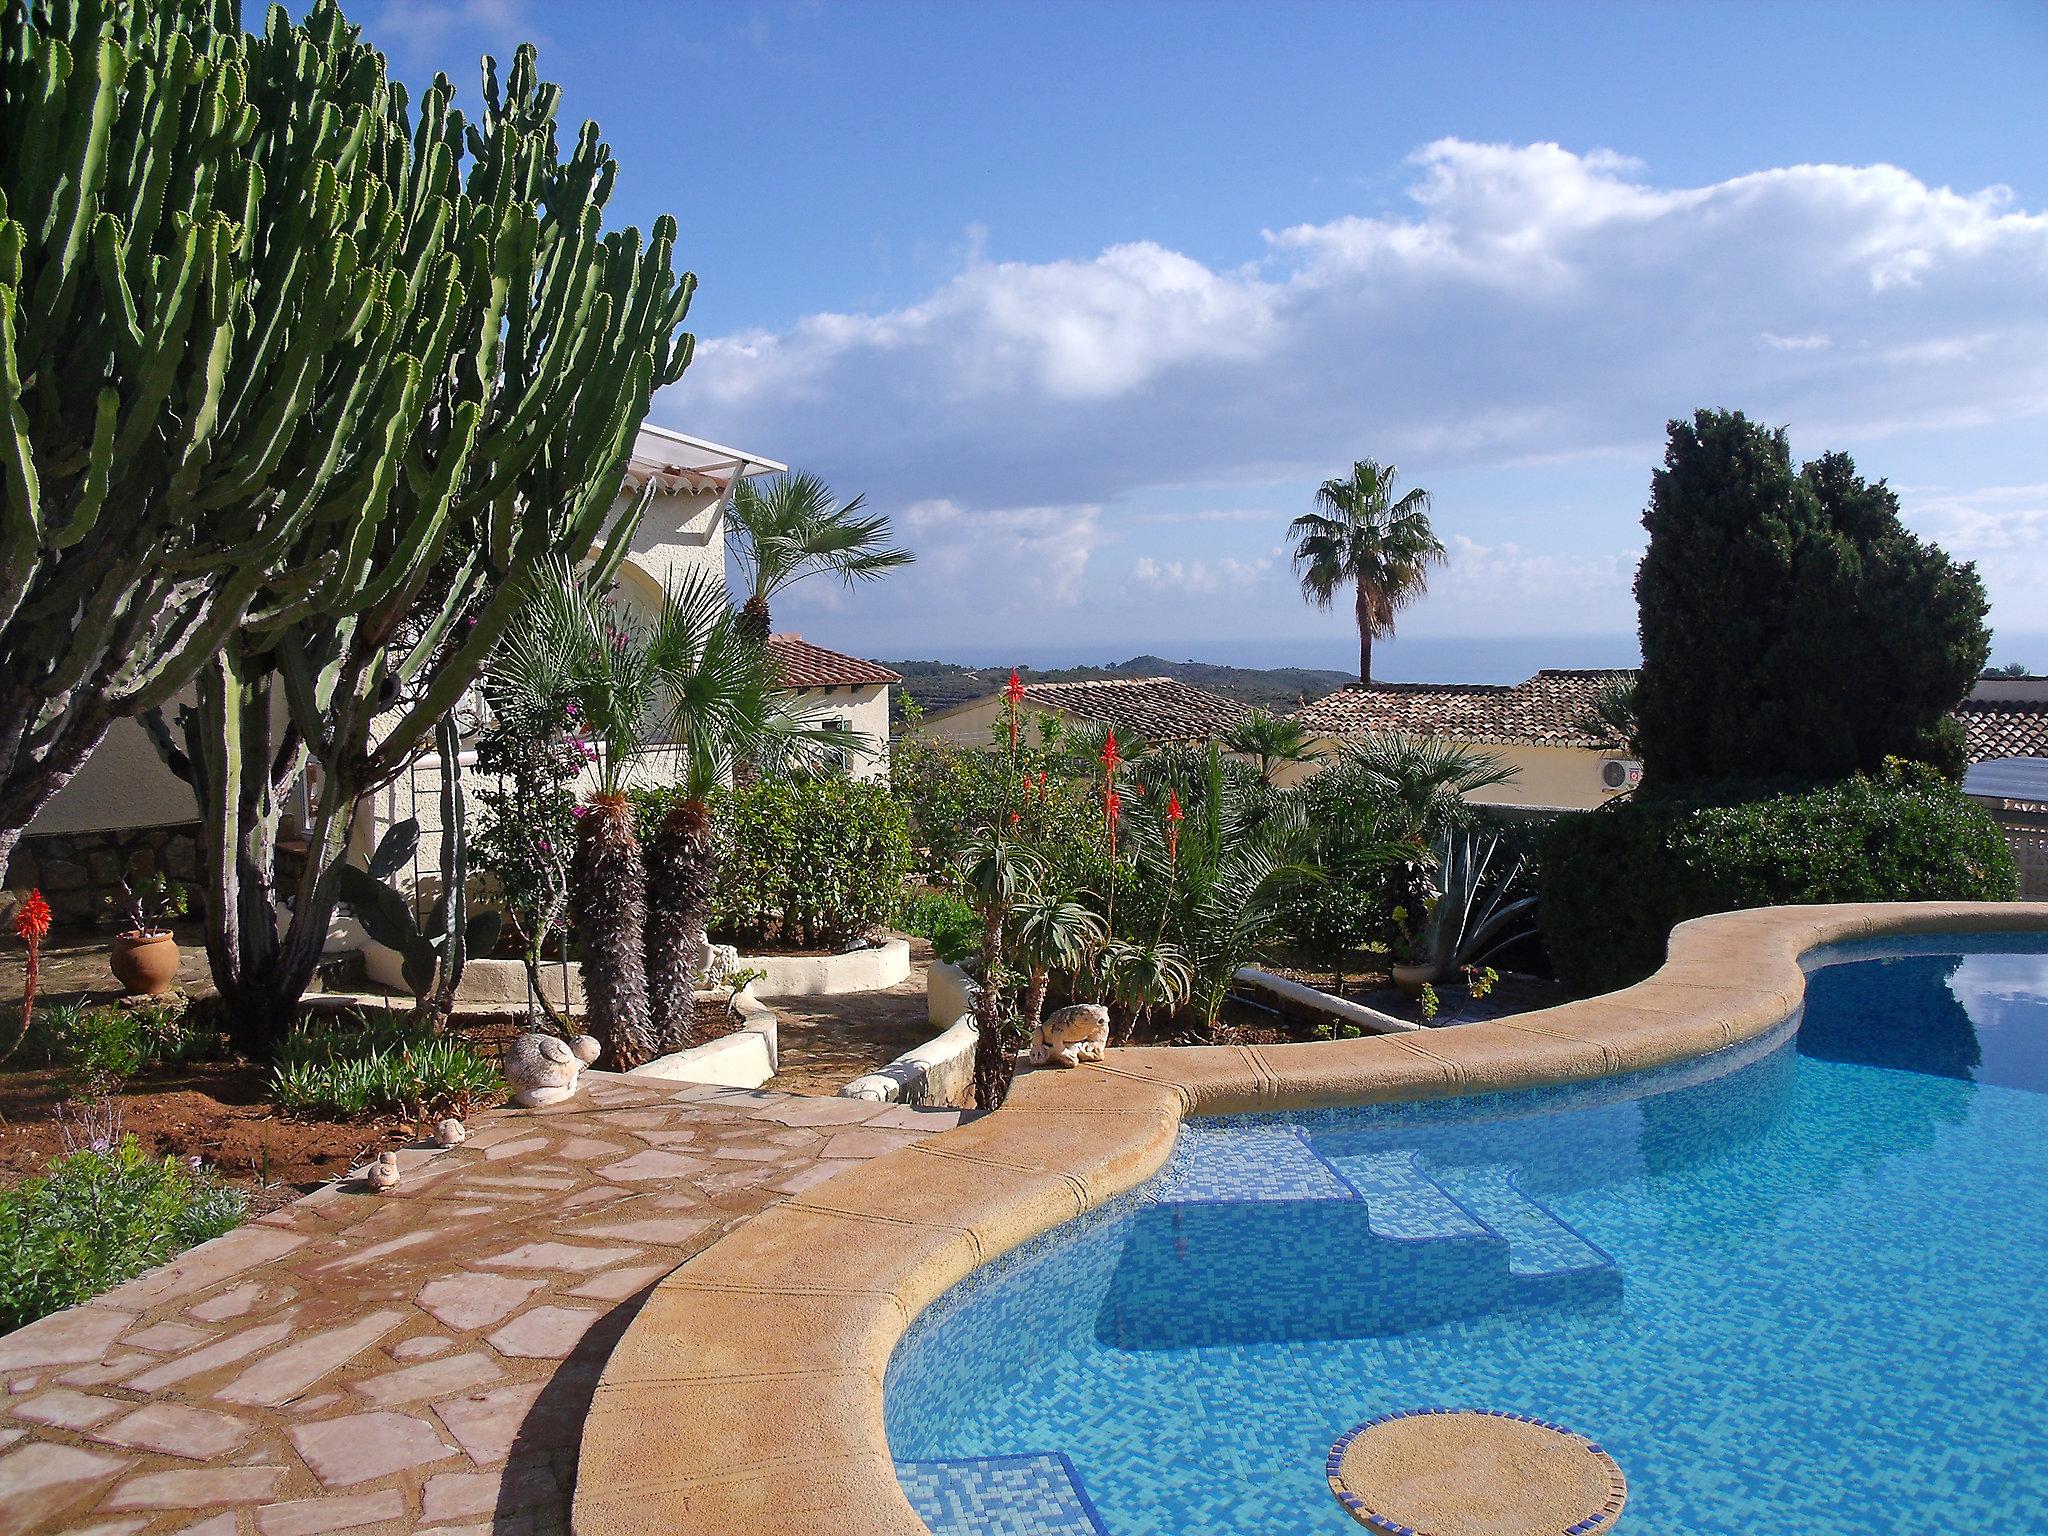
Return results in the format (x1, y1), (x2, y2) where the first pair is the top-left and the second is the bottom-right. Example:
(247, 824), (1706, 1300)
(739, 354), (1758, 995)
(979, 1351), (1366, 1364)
(0, 1071), (961, 1534)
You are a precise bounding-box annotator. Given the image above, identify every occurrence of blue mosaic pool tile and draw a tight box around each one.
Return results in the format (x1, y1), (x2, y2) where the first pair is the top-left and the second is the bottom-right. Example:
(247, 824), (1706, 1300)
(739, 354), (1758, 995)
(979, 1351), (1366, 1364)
(1152, 1123), (1354, 1203)
(1429, 1163), (1615, 1278)
(1326, 1148), (1490, 1240)
(895, 1452), (1107, 1536)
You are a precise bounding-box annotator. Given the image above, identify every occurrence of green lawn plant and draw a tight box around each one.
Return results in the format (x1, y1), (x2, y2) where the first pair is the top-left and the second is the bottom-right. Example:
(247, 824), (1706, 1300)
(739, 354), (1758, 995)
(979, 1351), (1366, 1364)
(270, 1007), (497, 1118)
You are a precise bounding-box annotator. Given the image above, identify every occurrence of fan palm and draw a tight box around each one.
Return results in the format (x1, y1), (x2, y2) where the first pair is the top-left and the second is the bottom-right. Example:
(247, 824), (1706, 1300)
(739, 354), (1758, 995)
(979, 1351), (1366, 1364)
(1224, 708), (1323, 784)
(1289, 459), (1444, 683)
(957, 832), (1044, 1109)
(727, 472), (914, 641)
(1335, 734), (1516, 840)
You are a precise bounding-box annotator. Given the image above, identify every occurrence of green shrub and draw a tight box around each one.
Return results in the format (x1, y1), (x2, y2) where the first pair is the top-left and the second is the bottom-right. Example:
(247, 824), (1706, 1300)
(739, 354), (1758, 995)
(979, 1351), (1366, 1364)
(695, 778), (913, 949)
(270, 1012), (500, 1119)
(1539, 763), (2018, 996)
(21, 1000), (220, 1082)
(900, 890), (981, 966)
(0, 1137), (246, 1332)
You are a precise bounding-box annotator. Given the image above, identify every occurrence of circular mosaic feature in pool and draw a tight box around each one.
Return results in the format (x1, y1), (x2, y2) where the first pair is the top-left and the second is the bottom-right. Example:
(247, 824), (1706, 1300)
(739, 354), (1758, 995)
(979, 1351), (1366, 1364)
(1326, 1408), (1627, 1536)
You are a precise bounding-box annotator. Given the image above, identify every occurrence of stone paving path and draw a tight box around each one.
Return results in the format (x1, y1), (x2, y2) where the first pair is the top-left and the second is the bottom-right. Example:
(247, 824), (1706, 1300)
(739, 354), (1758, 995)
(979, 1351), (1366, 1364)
(0, 1071), (960, 1536)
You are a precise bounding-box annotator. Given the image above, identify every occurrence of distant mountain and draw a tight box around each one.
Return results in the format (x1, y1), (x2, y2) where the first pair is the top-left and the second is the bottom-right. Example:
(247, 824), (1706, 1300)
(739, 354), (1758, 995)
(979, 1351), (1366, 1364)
(877, 654), (1355, 725)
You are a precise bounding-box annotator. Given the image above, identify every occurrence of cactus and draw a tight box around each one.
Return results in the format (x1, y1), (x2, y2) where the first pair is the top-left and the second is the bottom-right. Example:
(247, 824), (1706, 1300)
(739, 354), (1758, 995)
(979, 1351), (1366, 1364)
(137, 12), (693, 1054)
(0, 0), (456, 882)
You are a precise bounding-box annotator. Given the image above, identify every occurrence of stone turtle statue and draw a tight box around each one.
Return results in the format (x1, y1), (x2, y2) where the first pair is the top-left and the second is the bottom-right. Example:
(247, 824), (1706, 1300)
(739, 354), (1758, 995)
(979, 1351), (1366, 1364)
(505, 1032), (602, 1107)
(1027, 1003), (1110, 1069)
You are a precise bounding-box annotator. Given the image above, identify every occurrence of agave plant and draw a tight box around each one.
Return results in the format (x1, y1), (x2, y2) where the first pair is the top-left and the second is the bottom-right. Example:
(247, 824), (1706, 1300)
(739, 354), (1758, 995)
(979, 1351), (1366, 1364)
(1413, 829), (1539, 980)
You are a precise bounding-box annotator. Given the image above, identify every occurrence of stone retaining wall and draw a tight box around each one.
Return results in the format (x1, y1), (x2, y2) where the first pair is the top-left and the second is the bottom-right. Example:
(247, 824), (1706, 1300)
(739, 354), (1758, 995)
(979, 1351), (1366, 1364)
(3, 822), (201, 927)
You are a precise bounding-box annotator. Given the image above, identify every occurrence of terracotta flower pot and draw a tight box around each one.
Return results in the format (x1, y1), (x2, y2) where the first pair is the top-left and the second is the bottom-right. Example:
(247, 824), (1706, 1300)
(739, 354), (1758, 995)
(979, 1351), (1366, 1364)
(1391, 962), (1439, 999)
(111, 931), (181, 996)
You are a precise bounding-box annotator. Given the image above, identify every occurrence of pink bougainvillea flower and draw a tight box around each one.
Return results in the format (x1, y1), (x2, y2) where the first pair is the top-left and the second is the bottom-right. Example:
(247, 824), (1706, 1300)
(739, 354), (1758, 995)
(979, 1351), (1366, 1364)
(571, 804), (588, 819)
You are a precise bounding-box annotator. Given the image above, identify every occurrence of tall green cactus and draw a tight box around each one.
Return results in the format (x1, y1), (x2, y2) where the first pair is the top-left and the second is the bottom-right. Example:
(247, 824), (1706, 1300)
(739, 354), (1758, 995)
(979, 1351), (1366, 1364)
(141, 13), (694, 1052)
(0, 0), (445, 879)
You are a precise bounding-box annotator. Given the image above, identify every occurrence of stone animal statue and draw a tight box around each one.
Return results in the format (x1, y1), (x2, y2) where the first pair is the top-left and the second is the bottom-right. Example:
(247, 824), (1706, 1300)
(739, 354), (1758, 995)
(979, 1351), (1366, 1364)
(365, 1151), (401, 1193)
(1027, 1003), (1110, 1069)
(505, 1032), (602, 1107)
(434, 1118), (467, 1148)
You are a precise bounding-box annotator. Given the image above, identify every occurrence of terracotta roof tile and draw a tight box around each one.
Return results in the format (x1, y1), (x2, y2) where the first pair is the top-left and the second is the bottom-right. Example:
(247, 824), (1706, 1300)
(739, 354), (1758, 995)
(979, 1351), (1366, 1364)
(1018, 677), (1247, 743)
(1956, 700), (2048, 764)
(1292, 669), (1634, 750)
(763, 636), (900, 689)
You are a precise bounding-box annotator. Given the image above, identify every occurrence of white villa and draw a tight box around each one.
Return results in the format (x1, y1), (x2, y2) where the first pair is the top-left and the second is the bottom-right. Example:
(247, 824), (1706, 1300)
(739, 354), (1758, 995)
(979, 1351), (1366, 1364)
(8, 424), (895, 924)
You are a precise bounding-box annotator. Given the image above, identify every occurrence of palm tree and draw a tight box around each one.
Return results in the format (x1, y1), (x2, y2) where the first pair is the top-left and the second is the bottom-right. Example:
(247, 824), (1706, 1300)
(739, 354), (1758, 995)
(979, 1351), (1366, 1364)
(1223, 708), (1323, 784)
(494, 566), (664, 1070)
(957, 832), (1042, 1110)
(1288, 459), (1445, 683)
(641, 572), (840, 1052)
(726, 472), (915, 641)
(1336, 733), (1516, 840)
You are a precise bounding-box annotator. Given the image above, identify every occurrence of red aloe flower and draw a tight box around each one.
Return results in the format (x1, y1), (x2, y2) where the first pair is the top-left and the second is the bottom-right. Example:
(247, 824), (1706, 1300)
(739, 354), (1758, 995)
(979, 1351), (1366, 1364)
(1104, 785), (1122, 857)
(1100, 728), (1120, 775)
(1005, 669), (1025, 749)
(10, 889), (52, 1065)
(1165, 790), (1183, 863)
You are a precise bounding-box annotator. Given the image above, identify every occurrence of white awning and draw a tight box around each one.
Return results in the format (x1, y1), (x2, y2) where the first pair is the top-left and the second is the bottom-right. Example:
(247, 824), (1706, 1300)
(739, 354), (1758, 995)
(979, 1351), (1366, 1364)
(624, 423), (787, 495)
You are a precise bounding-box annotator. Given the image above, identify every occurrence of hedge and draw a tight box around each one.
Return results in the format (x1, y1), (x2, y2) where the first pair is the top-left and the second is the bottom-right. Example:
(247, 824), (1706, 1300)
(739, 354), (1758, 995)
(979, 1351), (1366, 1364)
(1539, 763), (2018, 996)
(701, 778), (912, 950)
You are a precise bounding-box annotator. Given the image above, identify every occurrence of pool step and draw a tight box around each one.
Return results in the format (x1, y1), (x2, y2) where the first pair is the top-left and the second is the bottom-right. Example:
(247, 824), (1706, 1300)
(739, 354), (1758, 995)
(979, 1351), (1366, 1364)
(895, 1452), (1106, 1536)
(1323, 1149), (1492, 1241)
(1153, 1125), (1355, 1203)
(1426, 1162), (1614, 1279)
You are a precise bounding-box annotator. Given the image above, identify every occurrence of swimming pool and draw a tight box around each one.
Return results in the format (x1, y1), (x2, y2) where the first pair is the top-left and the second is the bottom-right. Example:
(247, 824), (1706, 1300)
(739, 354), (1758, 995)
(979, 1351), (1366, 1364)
(884, 934), (2048, 1535)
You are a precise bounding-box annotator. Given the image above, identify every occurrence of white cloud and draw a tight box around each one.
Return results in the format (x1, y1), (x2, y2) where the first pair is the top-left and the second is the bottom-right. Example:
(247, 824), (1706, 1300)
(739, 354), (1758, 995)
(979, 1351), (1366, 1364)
(660, 138), (2048, 645)
(374, 0), (541, 72)
(1130, 555), (1276, 594)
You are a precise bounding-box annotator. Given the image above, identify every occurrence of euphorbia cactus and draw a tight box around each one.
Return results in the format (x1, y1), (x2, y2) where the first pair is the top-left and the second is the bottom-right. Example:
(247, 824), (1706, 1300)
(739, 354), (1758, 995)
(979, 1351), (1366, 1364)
(0, 0), (453, 880)
(138, 13), (695, 1054)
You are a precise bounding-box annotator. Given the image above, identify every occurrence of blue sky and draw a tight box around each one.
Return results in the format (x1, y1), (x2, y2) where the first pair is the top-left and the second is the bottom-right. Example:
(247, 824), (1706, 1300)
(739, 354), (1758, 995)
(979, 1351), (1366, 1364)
(374, 0), (2048, 672)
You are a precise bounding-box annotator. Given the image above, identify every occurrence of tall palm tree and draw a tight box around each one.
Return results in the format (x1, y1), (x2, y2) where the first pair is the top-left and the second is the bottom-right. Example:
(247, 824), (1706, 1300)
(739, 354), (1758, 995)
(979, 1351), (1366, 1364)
(726, 472), (915, 641)
(1223, 708), (1323, 784)
(1288, 459), (1445, 683)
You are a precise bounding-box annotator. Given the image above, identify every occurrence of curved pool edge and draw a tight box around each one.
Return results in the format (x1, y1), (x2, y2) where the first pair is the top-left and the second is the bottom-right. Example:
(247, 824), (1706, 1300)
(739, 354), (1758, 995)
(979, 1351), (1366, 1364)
(570, 900), (2048, 1536)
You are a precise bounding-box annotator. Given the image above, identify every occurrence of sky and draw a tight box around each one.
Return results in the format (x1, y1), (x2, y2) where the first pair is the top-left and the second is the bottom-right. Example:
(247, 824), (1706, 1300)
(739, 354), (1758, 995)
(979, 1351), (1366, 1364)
(371, 0), (2048, 675)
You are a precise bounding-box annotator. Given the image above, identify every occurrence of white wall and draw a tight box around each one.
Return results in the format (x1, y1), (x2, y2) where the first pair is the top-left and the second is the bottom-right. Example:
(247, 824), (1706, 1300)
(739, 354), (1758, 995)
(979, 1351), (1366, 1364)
(29, 717), (197, 834)
(1282, 737), (1628, 811)
(794, 684), (892, 782)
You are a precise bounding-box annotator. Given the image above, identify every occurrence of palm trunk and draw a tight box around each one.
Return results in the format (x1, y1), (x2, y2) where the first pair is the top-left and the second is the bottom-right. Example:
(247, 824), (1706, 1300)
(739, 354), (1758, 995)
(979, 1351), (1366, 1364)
(738, 594), (771, 645)
(1355, 586), (1374, 684)
(645, 797), (720, 1054)
(1022, 968), (1051, 1034)
(572, 793), (658, 1070)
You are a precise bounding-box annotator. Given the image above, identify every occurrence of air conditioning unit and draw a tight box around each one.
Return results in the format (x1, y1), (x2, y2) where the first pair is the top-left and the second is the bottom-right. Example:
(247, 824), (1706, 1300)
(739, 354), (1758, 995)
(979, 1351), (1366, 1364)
(1600, 758), (1643, 793)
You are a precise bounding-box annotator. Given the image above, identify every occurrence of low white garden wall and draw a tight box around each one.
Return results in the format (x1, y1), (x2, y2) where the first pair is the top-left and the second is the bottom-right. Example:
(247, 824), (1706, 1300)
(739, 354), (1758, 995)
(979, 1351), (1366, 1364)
(747, 936), (911, 998)
(927, 958), (977, 1027)
(839, 1016), (978, 1107)
(630, 990), (779, 1089)
(1232, 966), (1416, 1034)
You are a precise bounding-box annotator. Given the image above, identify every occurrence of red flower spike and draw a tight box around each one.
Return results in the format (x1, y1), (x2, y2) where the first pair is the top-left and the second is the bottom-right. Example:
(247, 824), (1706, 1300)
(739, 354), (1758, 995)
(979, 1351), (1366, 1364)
(1166, 791), (1183, 862)
(1010, 811), (1022, 825)
(1166, 791), (1183, 822)
(13, 889), (51, 945)
(1100, 728), (1120, 774)
(1005, 668), (1024, 750)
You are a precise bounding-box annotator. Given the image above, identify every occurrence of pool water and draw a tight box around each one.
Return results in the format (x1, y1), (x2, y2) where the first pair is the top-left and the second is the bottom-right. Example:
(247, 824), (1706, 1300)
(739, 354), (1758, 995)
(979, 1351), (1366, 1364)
(885, 935), (2048, 1535)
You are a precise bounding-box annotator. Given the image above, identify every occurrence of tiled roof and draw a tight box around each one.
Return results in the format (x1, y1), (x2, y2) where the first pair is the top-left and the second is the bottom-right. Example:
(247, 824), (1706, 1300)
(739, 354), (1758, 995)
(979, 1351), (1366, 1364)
(1956, 700), (2048, 764)
(764, 635), (901, 689)
(1292, 669), (1635, 750)
(1019, 677), (1248, 742)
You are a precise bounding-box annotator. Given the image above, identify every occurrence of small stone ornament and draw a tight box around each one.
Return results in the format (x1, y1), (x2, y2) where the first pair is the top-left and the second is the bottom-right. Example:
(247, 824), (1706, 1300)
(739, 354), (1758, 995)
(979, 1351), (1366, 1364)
(505, 1032), (603, 1108)
(365, 1151), (401, 1194)
(433, 1118), (466, 1148)
(1027, 1003), (1110, 1068)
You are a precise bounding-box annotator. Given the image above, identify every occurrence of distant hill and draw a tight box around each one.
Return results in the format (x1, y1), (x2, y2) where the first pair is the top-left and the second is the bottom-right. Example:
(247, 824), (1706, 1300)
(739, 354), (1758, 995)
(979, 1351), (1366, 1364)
(878, 655), (1355, 726)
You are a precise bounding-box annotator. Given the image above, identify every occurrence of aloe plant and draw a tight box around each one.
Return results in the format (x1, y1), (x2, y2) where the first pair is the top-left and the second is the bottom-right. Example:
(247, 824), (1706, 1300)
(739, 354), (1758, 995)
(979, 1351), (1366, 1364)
(0, 0), (465, 878)
(137, 19), (695, 1055)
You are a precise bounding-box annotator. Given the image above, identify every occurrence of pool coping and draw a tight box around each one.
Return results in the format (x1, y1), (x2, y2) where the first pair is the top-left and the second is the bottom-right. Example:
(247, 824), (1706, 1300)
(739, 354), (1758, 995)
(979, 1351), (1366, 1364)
(569, 900), (2048, 1536)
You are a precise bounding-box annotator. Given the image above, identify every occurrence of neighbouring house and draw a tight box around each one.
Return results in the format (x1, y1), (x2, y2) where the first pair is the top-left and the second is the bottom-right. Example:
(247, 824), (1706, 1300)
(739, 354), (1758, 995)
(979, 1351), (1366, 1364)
(763, 635), (898, 782)
(1957, 689), (2048, 899)
(1288, 670), (1638, 807)
(7, 423), (823, 925)
(915, 675), (1248, 751)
